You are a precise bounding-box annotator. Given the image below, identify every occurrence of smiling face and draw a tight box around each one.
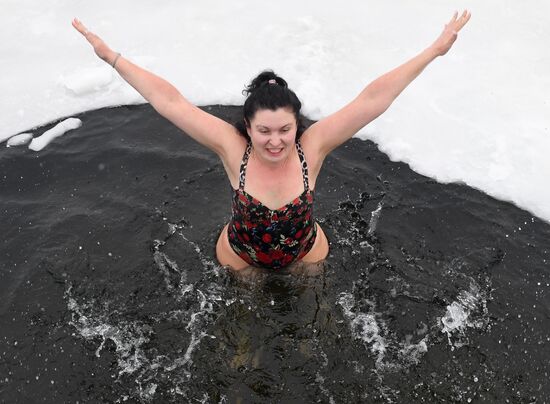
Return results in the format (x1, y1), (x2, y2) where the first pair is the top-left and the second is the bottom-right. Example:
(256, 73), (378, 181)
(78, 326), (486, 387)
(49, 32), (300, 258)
(246, 107), (297, 164)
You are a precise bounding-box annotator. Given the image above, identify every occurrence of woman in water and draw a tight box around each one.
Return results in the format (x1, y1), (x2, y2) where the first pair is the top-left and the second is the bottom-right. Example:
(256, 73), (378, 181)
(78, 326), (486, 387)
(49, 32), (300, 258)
(72, 11), (471, 271)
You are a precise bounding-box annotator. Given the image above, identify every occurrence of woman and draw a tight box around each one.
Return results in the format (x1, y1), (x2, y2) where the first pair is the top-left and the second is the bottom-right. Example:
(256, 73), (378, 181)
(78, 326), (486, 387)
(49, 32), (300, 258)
(72, 11), (471, 271)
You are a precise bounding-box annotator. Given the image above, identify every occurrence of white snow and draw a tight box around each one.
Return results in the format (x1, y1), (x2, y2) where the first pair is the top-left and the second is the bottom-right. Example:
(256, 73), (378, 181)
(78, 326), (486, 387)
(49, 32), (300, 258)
(1, 0), (549, 221)
(28, 118), (82, 151)
(7, 133), (33, 147)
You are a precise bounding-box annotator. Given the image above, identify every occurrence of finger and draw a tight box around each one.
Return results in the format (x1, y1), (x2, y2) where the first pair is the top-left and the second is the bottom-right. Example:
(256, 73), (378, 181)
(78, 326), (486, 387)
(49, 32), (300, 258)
(448, 10), (470, 32)
(72, 18), (90, 37)
(451, 10), (458, 23)
(72, 18), (84, 34)
(456, 10), (471, 31)
(464, 11), (472, 25)
(459, 10), (469, 24)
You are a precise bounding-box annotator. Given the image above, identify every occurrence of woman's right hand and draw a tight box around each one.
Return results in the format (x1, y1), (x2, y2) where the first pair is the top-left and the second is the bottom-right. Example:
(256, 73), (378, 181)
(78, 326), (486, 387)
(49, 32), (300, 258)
(72, 18), (116, 64)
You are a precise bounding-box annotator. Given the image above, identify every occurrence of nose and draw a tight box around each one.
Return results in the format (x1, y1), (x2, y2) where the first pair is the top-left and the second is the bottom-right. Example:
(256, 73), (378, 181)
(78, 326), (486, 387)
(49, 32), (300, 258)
(268, 135), (283, 147)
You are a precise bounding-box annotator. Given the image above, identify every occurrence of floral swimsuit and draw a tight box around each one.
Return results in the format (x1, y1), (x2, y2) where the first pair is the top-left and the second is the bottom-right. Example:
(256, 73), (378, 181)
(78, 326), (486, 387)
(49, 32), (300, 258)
(227, 141), (317, 269)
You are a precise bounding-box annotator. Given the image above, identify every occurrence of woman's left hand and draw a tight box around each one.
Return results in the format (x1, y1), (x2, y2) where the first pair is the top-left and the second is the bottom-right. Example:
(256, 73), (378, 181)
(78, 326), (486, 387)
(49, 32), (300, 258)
(430, 10), (471, 56)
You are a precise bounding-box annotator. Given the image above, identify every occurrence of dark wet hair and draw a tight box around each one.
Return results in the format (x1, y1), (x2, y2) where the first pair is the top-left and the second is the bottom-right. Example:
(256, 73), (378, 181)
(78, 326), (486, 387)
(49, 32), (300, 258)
(235, 70), (306, 141)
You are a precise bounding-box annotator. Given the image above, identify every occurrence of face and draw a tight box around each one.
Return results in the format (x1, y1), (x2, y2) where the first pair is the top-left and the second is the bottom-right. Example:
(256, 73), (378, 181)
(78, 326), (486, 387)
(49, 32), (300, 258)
(246, 107), (297, 164)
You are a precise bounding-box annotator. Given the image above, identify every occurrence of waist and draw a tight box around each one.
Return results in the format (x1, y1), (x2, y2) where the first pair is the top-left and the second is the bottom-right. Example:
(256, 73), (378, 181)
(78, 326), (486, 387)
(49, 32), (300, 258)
(228, 188), (316, 269)
(227, 213), (316, 269)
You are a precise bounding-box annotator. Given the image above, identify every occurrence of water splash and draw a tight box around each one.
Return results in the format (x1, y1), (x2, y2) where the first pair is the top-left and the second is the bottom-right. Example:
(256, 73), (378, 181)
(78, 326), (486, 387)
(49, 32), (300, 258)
(65, 219), (228, 402)
(368, 200), (384, 235)
(440, 282), (490, 348)
(152, 239), (192, 297)
(339, 292), (388, 367)
(338, 274), (491, 372)
(66, 287), (152, 374)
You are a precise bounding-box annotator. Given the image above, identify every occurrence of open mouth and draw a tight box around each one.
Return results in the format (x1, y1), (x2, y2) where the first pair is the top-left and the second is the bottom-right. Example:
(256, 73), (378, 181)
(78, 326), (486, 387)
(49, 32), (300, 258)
(267, 148), (283, 156)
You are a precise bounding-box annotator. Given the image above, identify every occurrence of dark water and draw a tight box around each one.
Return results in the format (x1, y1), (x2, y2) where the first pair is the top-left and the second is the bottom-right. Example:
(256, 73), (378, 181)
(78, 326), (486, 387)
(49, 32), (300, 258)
(1, 104), (549, 403)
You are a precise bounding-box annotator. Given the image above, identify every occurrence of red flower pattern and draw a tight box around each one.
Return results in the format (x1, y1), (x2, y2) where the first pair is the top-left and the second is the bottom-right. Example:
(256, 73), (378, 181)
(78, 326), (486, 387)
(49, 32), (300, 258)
(227, 188), (316, 269)
(227, 140), (317, 269)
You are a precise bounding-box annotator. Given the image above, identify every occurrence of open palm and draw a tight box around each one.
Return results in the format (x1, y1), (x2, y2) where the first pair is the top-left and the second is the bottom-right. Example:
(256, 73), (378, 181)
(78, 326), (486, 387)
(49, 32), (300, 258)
(432, 10), (471, 56)
(72, 18), (113, 61)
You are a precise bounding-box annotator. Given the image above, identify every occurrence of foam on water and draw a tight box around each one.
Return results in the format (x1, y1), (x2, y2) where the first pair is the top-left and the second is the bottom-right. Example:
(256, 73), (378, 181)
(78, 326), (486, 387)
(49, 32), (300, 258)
(368, 200), (384, 236)
(66, 286), (220, 400)
(309, 339), (338, 404)
(440, 282), (489, 348)
(339, 292), (388, 367)
(65, 220), (227, 401)
(166, 219), (221, 272)
(338, 290), (431, 374)
(66, 287), (152, 373)
(329, 192), (386, 256)
(338, 271), (491, 375)
(322, 187), (496, 385)
(315, 372), (337, 404)
(152, 239), (193, 298)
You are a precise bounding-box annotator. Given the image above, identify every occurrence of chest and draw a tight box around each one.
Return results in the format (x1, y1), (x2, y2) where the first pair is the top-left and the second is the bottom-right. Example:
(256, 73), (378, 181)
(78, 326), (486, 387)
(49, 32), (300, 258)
(243, 155), (306, 211)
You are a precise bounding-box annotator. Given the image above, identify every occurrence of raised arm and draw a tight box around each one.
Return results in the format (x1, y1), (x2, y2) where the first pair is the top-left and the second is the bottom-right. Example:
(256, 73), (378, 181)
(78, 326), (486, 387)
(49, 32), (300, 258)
(71, 18), (240, 158)
(303, 10), (471, 158)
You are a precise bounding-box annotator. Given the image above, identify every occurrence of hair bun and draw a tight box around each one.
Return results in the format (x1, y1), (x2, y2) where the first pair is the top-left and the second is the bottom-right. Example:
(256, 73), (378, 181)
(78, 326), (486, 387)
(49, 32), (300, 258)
(243, 70), (288, 95)
(237, 69), (305, 141)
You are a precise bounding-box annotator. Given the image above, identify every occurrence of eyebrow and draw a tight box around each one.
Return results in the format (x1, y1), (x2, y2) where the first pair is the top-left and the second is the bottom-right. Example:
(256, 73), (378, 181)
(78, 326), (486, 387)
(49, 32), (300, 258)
(256, 123), (293, 130)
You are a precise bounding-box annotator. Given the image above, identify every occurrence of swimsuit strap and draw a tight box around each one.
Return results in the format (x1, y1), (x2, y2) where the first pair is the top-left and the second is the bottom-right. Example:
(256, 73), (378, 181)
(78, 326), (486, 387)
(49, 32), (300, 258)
(238, 141), (310, 191)
(296, 141), (310, 192)
(238, 142), (252, 190)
